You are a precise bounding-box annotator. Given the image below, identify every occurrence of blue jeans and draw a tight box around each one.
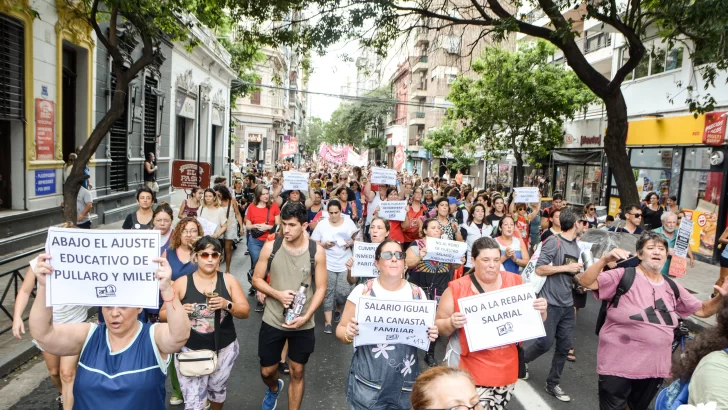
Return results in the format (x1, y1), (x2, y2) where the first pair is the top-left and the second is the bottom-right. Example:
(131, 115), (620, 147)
(248, 237), (265, 272)
(524, 304), (575, 388)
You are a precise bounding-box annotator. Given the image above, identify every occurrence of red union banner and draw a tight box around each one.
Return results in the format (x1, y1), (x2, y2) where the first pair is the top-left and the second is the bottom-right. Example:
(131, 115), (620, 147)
(703, 112), (727, 146)
(171, 160), (211, 189)
(393, 144), (405, 170)
(319, 143), (349, 164)
(280, 137), (298, 158)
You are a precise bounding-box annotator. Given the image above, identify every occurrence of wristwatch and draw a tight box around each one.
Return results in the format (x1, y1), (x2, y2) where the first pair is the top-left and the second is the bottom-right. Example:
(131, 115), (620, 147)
(226, 301), (233, 311)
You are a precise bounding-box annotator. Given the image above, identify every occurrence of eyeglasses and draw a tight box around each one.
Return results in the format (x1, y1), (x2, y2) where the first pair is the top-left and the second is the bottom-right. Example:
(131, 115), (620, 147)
(198, 251), (221, 260)
(183, 229), (199, 235)
(426, 404), (484, 410)
(379, 251), (405, 261)
(629, 213), (643, 218)
(589, 208), (596, 211)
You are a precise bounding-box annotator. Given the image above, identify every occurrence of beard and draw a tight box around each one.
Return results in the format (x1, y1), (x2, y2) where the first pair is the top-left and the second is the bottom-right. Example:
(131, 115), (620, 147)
(663, 226), (675, 233)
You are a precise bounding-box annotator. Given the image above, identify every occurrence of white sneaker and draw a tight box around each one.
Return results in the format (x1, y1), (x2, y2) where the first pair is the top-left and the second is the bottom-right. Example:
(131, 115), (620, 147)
(169, 396), (183, 405)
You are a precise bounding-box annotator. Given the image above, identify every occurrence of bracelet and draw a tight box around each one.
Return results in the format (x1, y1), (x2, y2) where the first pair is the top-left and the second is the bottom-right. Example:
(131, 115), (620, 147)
(161, 288), (176, 310)
(344, 333), (354, 344)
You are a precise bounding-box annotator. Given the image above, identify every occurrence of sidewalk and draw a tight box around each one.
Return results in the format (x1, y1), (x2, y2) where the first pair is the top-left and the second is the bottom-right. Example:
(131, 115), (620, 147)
(0, 189), (189, 378)
(673, 259), (722, 330)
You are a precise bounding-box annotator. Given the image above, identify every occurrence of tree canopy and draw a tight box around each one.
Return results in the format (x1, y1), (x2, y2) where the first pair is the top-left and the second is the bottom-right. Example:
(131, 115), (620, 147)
(323, 87), (393, 148)
(427, 40), (597, 187)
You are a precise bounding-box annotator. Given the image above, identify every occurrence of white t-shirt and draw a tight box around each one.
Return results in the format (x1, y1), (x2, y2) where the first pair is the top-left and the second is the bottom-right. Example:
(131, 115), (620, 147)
(347, 279), (428, 306)
(311, 217), (358, 272)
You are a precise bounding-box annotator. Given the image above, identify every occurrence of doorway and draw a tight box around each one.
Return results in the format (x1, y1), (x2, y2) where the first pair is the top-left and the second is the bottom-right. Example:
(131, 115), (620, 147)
(62, 47), (77, 162)
(0, 120), (11, 209)
(210, 125), (220, 174)
(176, 116), (186, 160)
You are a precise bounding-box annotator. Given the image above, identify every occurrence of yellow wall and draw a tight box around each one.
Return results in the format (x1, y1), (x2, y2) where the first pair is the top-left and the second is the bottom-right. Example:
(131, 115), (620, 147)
(626, 114), (705, 146)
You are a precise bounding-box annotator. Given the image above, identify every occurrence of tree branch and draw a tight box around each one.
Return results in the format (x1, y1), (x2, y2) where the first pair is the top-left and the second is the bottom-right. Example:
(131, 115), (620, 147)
(88, 3), (124, 64)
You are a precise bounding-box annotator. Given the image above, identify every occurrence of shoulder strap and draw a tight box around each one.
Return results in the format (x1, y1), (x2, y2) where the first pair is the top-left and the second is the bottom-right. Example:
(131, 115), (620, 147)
(409, 283), (422, 300)
(308, 239), (317, 278)
(664, 276), (681, 300)
(214, 271), (222, 352)
(469, 273), (486, 294)
(611, 267), (636, 308)
(362, 278), (376, 297)
(266, 236), (285, 278)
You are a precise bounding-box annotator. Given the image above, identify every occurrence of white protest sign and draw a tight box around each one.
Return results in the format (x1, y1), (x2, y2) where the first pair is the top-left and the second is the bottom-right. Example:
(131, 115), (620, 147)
(371, 167), (396, 185)
(283, 171), (309, 192)
(459, 284), (546, 352)
(352, 242), (379, 277)
(514, 187), (540, 203)
(197, 217), (218, 236)
(378, 201), (407, 221)
(355, 297), (436, 351)
(669, 218), (694, 278)
(423, 237), (467, 264)
(45, 228), (161, 308)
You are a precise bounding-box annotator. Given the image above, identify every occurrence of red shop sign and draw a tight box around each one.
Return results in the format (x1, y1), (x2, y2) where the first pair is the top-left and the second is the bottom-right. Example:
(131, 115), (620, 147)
(171, 160), (211, 189)
(703, 111), (727, 146)
(35, 99), (55, 160)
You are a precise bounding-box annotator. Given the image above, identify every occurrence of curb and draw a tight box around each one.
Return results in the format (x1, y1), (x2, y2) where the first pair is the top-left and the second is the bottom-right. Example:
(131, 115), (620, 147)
(0, 340), (39, 379)
(684, 316), (713, 333)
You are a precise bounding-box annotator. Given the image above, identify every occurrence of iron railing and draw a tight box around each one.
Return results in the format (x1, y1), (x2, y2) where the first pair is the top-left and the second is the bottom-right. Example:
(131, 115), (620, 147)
(0, 248), (42, 335)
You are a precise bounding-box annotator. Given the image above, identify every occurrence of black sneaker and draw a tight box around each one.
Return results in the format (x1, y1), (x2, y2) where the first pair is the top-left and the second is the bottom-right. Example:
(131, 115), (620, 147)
(520, 363), (529, 380)
(333, 311), (342, 323)
(545, 384), (571, 402)
(324, 324), (333, 334)
(424, 353), (437, 367)
(255, 302), (264, 312)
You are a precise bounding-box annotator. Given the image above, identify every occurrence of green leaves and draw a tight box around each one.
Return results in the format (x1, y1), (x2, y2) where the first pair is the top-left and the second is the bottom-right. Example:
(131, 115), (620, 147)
(323, 87), (393, 148)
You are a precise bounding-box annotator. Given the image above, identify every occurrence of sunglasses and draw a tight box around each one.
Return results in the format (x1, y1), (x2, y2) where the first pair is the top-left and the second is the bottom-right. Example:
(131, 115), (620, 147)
(629, 213), (643, 218)
(589, 208), (596, 211)
(198, 251), (221, 260)
(379, 251), (405, 261)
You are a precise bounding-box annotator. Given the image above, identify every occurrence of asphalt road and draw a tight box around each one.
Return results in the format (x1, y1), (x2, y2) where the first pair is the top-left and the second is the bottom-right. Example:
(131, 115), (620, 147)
(7, 242), (611, 410)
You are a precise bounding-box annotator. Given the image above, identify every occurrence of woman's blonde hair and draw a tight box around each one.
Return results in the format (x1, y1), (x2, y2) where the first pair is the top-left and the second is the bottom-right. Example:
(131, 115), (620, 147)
(410, 367), (475, 410)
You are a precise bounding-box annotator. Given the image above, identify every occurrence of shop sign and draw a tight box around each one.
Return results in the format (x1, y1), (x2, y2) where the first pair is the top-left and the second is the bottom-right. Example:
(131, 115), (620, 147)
(171, 160), (211, 189)
(176, 94), (196, 119)
(703, 111), (727, 146)
(35, 169), (56, 196)
(581, 135), (602, 146)
(248, 133), (263, 143)
(35, 99), (55, 160)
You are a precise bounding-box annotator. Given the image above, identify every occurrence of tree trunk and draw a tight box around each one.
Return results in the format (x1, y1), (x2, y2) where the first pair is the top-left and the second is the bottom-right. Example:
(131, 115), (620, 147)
(514, 151), (525, 188)
(604, 92), (640, 206)
(61, 76), (130, 223)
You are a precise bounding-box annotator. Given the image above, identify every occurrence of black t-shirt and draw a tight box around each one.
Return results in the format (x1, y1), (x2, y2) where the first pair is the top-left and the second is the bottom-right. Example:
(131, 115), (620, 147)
(485, 213), (504, 237)
(243, 186), (256, 203)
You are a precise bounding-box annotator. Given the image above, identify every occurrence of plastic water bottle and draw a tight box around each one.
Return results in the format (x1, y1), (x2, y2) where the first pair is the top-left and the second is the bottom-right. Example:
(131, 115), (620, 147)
(284, 283), (309, 324)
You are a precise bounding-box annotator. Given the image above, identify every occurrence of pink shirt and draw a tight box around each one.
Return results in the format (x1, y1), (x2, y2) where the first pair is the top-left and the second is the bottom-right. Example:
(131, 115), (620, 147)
(594, 267), (702, 379)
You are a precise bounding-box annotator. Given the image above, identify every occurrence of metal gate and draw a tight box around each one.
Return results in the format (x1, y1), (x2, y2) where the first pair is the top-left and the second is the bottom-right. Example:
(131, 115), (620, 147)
(109, 73), (128, 191)
(0, 14), (24, 120)
(143, 77), (158, 155)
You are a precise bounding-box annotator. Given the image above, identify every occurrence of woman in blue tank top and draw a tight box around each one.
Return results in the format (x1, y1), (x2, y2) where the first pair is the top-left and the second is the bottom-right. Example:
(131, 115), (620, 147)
(27, 253), (190, 410)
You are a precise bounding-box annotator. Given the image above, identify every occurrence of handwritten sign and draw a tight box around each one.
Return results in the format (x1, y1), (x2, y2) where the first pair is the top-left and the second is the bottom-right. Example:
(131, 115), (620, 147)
(378, 201), (407, 221)
(352, 242), (379, 277)
(669, 218), (694, 278)
(355, 297), (436, 351)
(45, 228), (160, 308)
(283, 171), (309, 192)
(371, 167), (396, 185)
(423, 237), (467, 264)
(514, 187), (540, 203)
(459, 284), (546, 352)
(197, 217), (218, 236)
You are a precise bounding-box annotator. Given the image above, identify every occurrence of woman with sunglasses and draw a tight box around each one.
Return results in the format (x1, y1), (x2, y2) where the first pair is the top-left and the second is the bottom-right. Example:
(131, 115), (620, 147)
(435, 237), (547, 409)
(406, 218), (464, 367)
(584, 203), (599, 229)
(495, 215), (530, 274)
(579, 232), (727, 410)
(161, 236), (249, 410)
(337, 239), (438, 410)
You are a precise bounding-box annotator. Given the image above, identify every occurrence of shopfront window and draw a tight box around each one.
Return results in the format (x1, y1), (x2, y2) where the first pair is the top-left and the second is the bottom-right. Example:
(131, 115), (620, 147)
(630, 148), (674, 203)
(582, 166), (602, 204)
(680, 147), (722, 258)
(566, 166), (584, 205)
(554, 165), (567, 196)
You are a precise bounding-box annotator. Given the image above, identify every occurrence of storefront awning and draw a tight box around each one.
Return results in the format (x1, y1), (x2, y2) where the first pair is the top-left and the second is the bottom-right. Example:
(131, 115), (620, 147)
(552, 150), (602, 165)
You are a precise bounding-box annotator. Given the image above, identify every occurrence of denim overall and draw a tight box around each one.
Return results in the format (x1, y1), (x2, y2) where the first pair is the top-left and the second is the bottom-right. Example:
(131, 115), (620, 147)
(346, 279), (423, 410)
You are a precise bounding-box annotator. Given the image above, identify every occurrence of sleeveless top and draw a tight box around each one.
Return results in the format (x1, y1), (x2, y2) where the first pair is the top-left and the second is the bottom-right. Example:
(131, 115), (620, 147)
(341, 201), (355, 219)
(182, 199), (199, 217)
(449, 272), (522, 387)
(73, 322), (167, 410)
(126, 212), (153, 230)
(347, 279), (423, 410)
(496, 236), (523, 274)
(144, 161), (156, 182)
(262, 242), (316, 330)
(403, 204), (426, 243)
(181, 271), (236, 351)
(166, 248), (198, 281)
(407, 239), (451, 301)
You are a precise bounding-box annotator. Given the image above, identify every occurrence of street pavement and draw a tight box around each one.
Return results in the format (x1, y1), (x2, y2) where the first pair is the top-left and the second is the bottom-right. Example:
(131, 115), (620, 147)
(5, 236), (608, 410)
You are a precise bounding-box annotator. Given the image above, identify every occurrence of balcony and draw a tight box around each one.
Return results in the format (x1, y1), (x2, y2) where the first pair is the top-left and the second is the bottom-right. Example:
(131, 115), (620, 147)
(415, 28), (429, 47)
(410, 85), (427, 100)
(412, 56), (428, 73)
(409, 111), (426, 125)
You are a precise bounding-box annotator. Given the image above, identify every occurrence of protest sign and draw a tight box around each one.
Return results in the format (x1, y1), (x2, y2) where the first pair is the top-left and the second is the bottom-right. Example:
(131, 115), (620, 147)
(352, 242), (379, 277)
(459, 284), (546, 351)
(514, 187), (540, 203)
(355, 296), (436, 351)
(669, 218), (694, 278)
(45, 228), (161, 308)
(283, 171), (309, 192)
(378, 201), (407, 221)
(423, 237), (467, 264)
(521, 242), (546, 294)
(197, 217), (218, 236)
(371, 167), (397, 185)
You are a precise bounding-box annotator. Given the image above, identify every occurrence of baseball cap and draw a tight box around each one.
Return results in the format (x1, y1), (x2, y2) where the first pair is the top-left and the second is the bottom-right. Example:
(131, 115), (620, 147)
(447, 197), (459, 205)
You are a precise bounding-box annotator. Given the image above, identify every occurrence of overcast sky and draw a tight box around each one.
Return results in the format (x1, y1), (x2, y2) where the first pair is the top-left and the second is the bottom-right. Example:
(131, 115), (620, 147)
(307, 40), (360, 121)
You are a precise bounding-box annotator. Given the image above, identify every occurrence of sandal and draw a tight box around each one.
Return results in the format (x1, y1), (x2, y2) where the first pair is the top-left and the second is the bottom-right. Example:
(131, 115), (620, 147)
(567, 349), (576, 362)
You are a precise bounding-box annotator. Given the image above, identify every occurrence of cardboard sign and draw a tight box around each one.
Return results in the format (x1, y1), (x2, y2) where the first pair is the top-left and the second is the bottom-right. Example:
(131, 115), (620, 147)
(355, 297), (436, 351)
(171, 160), (211, 189)
(459, 284), (546, 352)
(352, 242), (379, 277)
(378, 201), (407, 221)
(669, 218), (694, 278)
(283, 171), (309, 192)
(45, 228), (160, 308)
(514, 187), (540, 203)
(423, 237), (467, 264)
(197, 217), (218, 236)
(371, 167), (396, 185)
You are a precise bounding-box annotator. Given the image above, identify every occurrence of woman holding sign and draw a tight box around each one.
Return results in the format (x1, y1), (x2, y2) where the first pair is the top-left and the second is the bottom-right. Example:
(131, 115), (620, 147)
(374, 187), (406, 243)
(337, 239), (438, 410)
(345, 216), (391, 285)
(197, 189), (228, 239)
(434, 197), (463, 242)
(28, 253), (191, 410)
(435, 237), (547, 409)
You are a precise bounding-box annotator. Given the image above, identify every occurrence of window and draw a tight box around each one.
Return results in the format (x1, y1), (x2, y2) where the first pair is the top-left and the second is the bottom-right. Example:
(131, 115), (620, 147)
(621, 48), (632, 81)
(622, 40), (683, 81)
(251, 79), (261, 105)
(585, 33), (611, 53)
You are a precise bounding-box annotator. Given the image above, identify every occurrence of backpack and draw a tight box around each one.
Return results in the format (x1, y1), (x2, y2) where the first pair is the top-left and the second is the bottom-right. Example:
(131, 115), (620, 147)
(266, 236), (318, 285)
(595, 267), (680, 336)
(655, 348), (728, 410)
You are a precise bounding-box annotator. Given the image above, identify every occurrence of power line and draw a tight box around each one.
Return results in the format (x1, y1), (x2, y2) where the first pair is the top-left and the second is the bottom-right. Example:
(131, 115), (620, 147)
(239, 81), (453, 110)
